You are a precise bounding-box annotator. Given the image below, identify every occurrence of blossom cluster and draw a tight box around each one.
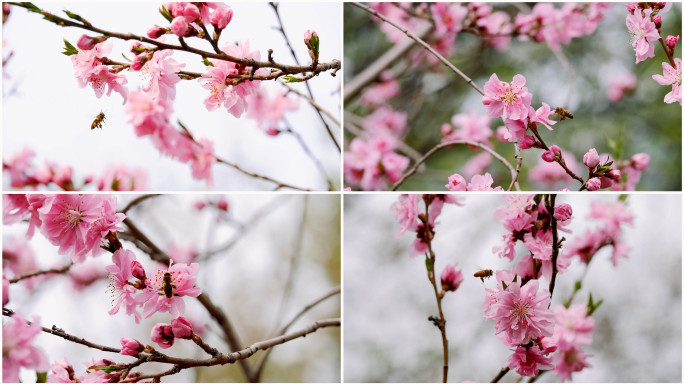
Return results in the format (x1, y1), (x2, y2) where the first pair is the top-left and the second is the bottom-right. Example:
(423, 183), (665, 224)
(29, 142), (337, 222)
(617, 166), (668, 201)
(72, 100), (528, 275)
(3, 194), (125, 263)
(390, 194), (464, 258)
(2, 147), (147, 191)
(369, 3), (611, 57)
(625, 2), (681, 105)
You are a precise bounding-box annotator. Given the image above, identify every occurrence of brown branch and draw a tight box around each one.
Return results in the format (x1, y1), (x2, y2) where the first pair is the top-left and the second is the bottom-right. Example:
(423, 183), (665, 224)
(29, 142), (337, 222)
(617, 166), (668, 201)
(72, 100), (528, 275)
(351, 2), (484, 96)
(8, 261), (74, 284)
(508, 143), (523, 191)
(269, 2), (340, 152)
(528, 126), (584, 185)
(214, 157), (313, 191)
(548, 195), (560, 299)
(281, 83), (340, 126)
(391, 140), (519, 191)
(11, 2), (340, 78)
(491, 366), (511, 383)
(121, 194), (160, 214)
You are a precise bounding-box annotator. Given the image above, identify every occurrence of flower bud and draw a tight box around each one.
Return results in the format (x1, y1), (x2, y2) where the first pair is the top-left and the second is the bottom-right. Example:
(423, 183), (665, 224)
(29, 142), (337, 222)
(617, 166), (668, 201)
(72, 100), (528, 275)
(77, 34), (103, 50)
(171, 317), (193, 339)
(549, 145), (561, 154)
(151, 323), (174, 349)
(583, 148), (600, 168)
(440, 123), (453, 136)
(608, 168), (621, 180)
(131, 261), (146, 280)
(666, 35), (680, 49)
(626, 3), (635, 14)
(445, 173), (467, 191)
(541, 150), (556, 163)
(170, 16), (189, 37)
(265, 128), (281, 136)
(210, 6), (233, 30)
(518, 134), (536, 149)
(120, 338), (144, 356)
(653, 15), (662, 29)
(586, 177), (601, 191)
(194, 201), (206, 210)
(553, 203), (573, 222)
(217, 198), (229, 212)
(304, 30), (319, 61)
(630, 153), (650, 171)
(599, 176), (613, 189)
(440, 264), (464, 292)
(147, 25), (167, 39)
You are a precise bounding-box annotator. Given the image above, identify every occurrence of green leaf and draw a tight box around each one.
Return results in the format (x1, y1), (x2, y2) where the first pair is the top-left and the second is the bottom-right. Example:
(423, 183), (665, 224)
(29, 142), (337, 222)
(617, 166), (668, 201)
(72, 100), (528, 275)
(282, 76), (303, 83)
(159, 5), (173, 22)
(88, 365), (121, 373)
(62, 39), (79, 56)
(574, 280), (582, 292)
(63, 9), (86, 23)
(501, 280), (508, 290)
(202, 57), (214, 67)
(23, 2), (42, 13)
(424, 254), (433, 273)
(619, 194), (629, 202)
(587, 293), (604, 316)
(36, 372), (47, 383)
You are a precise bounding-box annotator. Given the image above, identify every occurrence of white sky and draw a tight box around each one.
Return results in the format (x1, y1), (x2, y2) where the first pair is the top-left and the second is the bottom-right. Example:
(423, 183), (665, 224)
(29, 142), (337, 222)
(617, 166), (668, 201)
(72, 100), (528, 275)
(2, 2), (342, 191)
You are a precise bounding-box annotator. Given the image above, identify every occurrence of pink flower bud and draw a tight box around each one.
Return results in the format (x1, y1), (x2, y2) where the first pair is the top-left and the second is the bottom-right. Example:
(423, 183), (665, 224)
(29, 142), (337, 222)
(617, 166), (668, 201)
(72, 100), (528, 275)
(151, 323), (174, 349)
(653, 15), (662, 29)
(541, 150), (556, 163)
(210, 7), (233, 30)
(626, 3), (635, 14)
(83, 174), (94, 184)
(440, 123), (453, 136)
(77, 35), (99, 50)
(549, 145), (561, 154)
(608, 169), (621, 180)
(630, 153), (650, 171)
(217, 198), (229, 212)
(304, 29), (317, 42)
(666, 35), (680, 49)
(171, 317), (193, 339)
(170, 16), (189, 37)
(518, 134), (536, 149)
(586, 177), (601, 191)
(131, 261), (146, 280)
(181, 4), (200, 22)
(553, 203), (573, 222)
(583, 148), (600, 168)
(265, 128), (281, 136)
(3, 276), (9, 306)
(445, 173), (467, 191)
(440, 263), (464, 292)
(599, 176), (613, 189)
(147, 25), (166, 39)
(194, 201), (206, 210)
(120, 338), (144, 356)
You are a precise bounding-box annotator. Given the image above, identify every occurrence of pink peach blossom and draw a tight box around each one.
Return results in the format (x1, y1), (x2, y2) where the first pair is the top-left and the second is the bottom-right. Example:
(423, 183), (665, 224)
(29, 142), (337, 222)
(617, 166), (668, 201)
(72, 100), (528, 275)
(139, 261), (201, 318)
(2, 312), (49, 382)
(482, 74), (533, 120)
(626, 8), (660, 63)
(487, 279), (554, 343)
(652, 58), (682, 105)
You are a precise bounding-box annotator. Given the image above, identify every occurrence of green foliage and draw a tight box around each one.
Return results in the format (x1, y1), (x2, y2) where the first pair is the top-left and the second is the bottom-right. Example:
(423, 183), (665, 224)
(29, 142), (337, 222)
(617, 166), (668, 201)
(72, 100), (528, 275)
(61, 39), (78, 56)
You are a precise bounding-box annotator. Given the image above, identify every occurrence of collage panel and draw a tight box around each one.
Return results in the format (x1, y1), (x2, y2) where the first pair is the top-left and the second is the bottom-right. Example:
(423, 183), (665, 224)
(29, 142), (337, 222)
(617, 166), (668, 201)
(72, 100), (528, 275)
(344, 193), (682, 382)
(2, 2), (341, 191)
(3, 194), (340, 382)
(343, 3), (682, 191)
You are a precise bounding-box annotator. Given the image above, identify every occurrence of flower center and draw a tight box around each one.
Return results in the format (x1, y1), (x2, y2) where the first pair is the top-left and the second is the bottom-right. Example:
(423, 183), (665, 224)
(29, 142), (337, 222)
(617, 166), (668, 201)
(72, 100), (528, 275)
(64, 209), (84, 229)
(502, 88), (518, 105)
(513, 301), (531, 319)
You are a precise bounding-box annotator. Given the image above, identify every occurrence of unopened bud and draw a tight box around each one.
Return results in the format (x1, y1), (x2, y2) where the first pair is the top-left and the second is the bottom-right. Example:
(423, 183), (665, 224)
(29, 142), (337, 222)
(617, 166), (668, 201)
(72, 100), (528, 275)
(440, 264), (464, 292)
(210, 6), (233, 30)
(77, 34), (106, 50)
(666, 35), (679, 49)
(583, 148), (600, 168)
(541, 150), (556, 163)
(131, 261), (146, 280)
(630, 153), (650, 171)
(171, 317), (193, 339)
(147, 25), (167, 39)
(653, 15), (662, 29)
(553, 203), (573, 222)
(518, 134), (536, 149)
(586, 177), (601, 191)
(217, 198), (229, 212)
(120, 338), (145, 356)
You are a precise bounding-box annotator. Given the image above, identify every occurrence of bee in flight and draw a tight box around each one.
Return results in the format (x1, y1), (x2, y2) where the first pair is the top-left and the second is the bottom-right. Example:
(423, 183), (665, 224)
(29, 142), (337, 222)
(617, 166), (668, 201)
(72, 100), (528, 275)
(162, 272), (176, 298)
(91, 112), (106, 130)
(473, 269), (493, 283)
(554, 107), (574, 121)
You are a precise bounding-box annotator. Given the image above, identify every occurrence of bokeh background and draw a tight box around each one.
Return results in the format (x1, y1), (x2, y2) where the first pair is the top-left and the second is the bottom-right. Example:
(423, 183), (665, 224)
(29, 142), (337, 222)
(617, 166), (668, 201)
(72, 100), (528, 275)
(344, 3), (682, 191)
(344, 193), (682, 382)
(3, 194), (341, 382)
(3, 2), (342, 191)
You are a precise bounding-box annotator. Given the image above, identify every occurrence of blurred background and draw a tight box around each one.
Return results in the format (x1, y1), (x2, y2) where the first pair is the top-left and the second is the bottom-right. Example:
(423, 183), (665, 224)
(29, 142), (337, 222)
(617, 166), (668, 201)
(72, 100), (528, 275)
(344, 193), (682, 382)
(3, 2), (341, 191)
(344, 3), (682, 191)
(3, 194), (341, 382)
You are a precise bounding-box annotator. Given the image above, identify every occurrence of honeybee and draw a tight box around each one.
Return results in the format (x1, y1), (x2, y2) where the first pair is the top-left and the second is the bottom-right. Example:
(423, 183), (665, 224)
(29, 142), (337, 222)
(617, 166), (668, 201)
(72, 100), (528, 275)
(554, 107), (574, 121)
(91, 112), (106, 130)
(162, 272), (175, 298)
(473, 269), (493, 283)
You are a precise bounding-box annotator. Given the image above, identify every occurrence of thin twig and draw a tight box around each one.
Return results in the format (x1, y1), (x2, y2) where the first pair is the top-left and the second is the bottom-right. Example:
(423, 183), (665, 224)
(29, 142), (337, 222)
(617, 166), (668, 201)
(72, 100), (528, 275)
(283, 120), (334, 191)
(282, 83), (340, 126)
(254, 285), (341, 380)
(508, 143), (523, 191)
(491, 366), (510, 383)
(548, 195), (560, 299)
(351, 2), (484, 96)
(391, 140), (520, 191)
(121, 194), (160, 214)
(215, 157), (312, 191)
(269, 2), (340, 152)
(8, 262), (74, 284)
